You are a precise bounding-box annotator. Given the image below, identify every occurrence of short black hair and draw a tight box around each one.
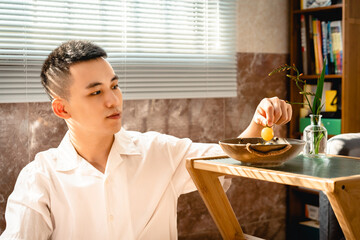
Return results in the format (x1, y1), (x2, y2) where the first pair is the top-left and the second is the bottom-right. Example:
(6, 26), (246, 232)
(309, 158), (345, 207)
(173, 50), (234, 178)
(40, 40), (107, 100)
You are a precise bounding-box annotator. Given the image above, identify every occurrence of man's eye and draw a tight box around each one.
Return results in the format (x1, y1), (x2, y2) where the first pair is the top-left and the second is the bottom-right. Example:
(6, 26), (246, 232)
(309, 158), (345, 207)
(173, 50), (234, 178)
(91, 90), (101, 95)
(112, 84), (119, 90)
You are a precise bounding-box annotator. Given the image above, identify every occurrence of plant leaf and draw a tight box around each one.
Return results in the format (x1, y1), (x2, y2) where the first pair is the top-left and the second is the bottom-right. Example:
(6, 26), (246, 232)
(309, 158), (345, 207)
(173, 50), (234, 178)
(312, 60), (326, 115)
(268, 64), (294, 76)
(300, 91), (316, 96)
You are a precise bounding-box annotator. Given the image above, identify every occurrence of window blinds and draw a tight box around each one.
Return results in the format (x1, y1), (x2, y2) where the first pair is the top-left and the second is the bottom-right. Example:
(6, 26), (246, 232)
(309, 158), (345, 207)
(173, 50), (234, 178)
(0, 0), (237, 102)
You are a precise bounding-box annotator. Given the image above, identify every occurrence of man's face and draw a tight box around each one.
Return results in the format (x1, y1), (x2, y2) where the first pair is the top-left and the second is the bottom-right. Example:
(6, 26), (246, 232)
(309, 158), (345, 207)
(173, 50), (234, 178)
(65, 57), (123, 136)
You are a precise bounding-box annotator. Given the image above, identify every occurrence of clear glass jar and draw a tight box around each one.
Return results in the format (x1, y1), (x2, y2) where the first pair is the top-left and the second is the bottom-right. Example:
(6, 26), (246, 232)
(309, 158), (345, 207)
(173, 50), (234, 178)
(303, 114), (328, 158)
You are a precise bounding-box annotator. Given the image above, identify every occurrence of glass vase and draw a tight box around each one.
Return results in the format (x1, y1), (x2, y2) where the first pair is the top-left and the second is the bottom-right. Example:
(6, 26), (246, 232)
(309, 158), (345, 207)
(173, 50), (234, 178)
(303, 114), (328, 158)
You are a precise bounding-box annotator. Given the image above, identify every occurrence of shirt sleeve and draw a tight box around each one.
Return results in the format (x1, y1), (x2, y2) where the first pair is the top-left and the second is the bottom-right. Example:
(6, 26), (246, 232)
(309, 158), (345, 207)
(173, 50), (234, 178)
(1, 162), (53, 240)
(161, 134), (231, 196)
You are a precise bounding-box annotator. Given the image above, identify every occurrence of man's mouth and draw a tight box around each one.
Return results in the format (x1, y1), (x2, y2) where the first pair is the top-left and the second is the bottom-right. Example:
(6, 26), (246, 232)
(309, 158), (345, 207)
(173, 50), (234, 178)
(107, 112), (121, 119)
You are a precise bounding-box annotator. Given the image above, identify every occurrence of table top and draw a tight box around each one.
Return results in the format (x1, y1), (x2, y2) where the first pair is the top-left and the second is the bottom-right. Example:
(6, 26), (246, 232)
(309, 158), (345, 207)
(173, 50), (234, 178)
(190, 154), (360, 191)
(206, 155), (360, 178)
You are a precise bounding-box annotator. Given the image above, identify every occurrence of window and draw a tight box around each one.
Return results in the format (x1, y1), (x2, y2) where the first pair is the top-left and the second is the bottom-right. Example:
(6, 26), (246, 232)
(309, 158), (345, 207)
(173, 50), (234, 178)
(0, 0), (237, 102)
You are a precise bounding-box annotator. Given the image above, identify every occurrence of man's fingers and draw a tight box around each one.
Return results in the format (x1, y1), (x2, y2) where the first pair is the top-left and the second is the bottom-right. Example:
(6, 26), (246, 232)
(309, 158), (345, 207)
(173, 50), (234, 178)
(286, 103), (292, 123)
(270, 97), (283, 125)
(255, 97), (293, 127)
(258, 98), (274, 126)
(275, 99), (289, 125)
(255, 113), (267, 126)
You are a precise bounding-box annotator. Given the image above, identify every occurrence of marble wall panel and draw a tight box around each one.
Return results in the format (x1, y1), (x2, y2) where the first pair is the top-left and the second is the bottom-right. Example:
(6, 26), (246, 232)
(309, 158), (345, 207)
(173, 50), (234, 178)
(187, 98), (225, 143)
(177, 191), (220, 239)
(0, 52), (289, 239)
(122, 98), (226, 143)
(227, 178), (286, 239)
(241, 218), (286, 240)
(0, 103), (30, 232)
(225, 52), (289, 139)
(27, 102), (67, 160)
(122, 99), (149, 133)
(167, 99), (191, 139)
(237, 0), (289, 54)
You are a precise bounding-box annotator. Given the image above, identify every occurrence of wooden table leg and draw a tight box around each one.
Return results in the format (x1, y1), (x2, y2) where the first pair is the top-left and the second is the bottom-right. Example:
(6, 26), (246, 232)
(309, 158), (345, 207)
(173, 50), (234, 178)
(186, 159), (245, 240)
(325, 179), (360, 240)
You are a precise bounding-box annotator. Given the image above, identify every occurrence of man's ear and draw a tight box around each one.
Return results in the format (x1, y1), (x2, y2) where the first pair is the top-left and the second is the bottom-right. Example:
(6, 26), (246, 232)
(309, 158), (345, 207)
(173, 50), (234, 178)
(52, 98), (71, 119)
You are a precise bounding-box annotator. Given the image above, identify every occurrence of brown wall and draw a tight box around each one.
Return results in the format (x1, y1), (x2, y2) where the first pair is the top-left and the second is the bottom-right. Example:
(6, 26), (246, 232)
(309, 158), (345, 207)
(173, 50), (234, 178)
(0, 52), (289, 239)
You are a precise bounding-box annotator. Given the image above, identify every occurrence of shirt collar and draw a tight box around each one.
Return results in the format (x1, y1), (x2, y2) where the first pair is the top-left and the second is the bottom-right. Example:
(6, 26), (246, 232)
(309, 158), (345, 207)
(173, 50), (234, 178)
(55, 131), (82, 172)
(55, 128), (141, 172)
(113, 128), (141, 155)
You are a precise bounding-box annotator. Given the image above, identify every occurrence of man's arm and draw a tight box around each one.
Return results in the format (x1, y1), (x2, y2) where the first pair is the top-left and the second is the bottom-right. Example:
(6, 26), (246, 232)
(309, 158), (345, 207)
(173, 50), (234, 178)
(1, 203), (52, 240)
(1, 164), (52, 240)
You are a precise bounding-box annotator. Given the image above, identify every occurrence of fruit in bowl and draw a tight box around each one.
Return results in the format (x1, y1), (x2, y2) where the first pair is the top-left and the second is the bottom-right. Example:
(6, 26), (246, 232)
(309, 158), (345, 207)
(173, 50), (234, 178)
(261, 127), (274, 142)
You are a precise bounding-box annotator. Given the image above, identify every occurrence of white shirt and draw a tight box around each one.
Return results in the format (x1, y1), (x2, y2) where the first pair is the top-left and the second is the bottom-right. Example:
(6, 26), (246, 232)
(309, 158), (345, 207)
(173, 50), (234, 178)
(1, 128), (229, 240)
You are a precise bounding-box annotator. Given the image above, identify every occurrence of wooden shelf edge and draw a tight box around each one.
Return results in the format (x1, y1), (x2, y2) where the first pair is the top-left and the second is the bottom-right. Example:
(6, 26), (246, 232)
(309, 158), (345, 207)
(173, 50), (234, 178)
(300, 74), (342, 80)
(293, 3), (342, 14)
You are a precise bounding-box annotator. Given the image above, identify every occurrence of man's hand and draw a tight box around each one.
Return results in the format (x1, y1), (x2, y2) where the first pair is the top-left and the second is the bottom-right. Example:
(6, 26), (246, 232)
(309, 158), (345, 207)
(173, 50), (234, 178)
(253, 97), (292, 127)
(239, 97), (292, 138)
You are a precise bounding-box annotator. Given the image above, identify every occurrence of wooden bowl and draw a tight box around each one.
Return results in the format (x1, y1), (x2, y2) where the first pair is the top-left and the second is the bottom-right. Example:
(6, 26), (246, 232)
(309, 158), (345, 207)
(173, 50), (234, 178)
(219, 138), (305, 167)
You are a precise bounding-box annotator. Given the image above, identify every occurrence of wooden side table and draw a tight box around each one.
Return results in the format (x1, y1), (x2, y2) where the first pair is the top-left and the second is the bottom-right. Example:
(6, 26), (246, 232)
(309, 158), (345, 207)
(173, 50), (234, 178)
(186, 154), (360, 240)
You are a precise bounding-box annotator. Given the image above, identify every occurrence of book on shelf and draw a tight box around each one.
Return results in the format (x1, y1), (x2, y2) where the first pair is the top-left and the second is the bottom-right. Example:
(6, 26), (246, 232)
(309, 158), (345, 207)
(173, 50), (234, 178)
(321, 21), (329, 74)
(301, 0), (331, 9)
(303, 82), (332, 113)
(300, 14), (309, 75)
(325, 90), (337, 112)
(312, 18), (323, 74)
(330, 20), (343, 74)
(301, 0), (306, 9)
(300, 117), (341, 134)
(312, 18), (319, 74)
(305, 204), (319, 221)
(299, 220), (320, 229)
(303, 15), (342, 75)
(316, 20), (324, 74)
(308, 15), (316, 75)
(326, 21), (336, 74)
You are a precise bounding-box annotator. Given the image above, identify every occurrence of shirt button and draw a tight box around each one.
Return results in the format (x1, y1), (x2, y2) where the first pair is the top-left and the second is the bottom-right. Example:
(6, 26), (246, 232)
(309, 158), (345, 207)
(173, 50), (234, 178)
(109, 214), (114, 221)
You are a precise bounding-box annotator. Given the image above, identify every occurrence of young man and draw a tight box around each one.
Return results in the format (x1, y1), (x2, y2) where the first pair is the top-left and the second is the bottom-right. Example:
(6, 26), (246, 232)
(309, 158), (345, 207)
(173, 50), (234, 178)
(1, 40), (292, 240)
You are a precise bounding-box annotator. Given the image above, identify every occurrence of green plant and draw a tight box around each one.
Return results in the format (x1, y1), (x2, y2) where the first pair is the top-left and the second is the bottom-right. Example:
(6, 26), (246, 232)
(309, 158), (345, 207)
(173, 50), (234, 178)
(269, 63), (326, 155)
(268, 63), (325, 115)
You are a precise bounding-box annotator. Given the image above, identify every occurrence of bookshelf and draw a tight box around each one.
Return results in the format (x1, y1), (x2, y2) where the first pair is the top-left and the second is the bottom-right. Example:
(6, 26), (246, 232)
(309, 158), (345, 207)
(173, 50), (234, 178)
(289, 0), (360, 139)
(288, 1), (360, 239)
(287, 187), (320, 240)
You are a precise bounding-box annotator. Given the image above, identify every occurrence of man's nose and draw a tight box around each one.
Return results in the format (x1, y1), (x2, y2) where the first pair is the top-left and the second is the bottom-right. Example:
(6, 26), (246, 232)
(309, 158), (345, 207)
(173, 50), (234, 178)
(105, 90), (120, 108)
